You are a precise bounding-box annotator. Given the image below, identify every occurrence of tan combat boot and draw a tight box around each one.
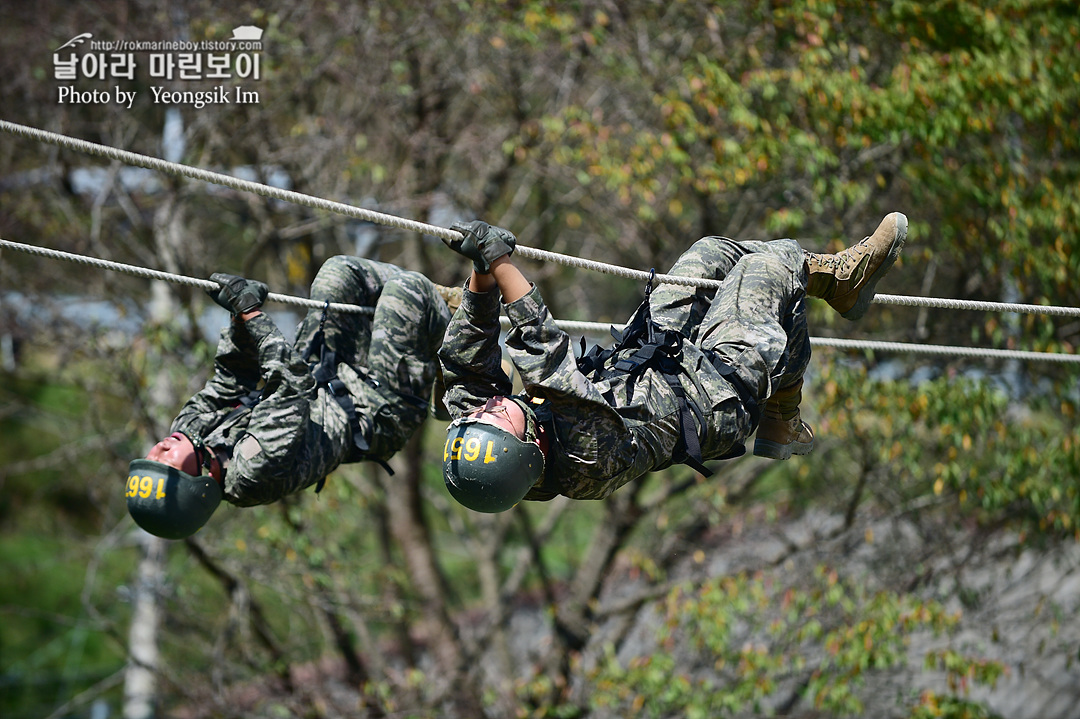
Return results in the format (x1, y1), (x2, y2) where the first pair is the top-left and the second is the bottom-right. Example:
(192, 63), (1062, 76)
(806, 212), (907, 320)
(753, 380), (814, 460)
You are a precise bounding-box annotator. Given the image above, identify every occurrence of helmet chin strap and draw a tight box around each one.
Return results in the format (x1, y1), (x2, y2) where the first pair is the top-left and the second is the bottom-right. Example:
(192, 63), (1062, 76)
(179, 431), (216, 477)
(506, 396), (541, 445)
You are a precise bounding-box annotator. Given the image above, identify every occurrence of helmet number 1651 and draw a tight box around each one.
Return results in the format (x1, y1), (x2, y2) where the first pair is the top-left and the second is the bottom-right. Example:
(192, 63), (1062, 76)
(444, 436), (498, 464)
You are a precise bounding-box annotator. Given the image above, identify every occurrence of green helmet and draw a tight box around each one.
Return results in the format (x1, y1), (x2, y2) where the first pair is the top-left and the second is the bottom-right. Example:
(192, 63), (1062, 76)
(126, 459), (222, 539)
(442, 402), (544, 513)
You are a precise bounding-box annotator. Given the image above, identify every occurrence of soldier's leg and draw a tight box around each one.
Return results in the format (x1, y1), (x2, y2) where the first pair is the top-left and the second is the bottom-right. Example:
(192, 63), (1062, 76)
(696, 241), (813, 457)
(365, 271), (453, 452)
(292, 255), (402, 364)
(649, 236), (803, 342)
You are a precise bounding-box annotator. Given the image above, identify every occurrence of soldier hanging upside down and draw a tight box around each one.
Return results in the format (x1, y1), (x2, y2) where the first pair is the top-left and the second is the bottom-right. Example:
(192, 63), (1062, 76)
(436, 214), (907, 512)
(126, 256), (459, 539)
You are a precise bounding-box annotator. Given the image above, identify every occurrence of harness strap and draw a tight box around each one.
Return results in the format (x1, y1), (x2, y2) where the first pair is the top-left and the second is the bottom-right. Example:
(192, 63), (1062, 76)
(709, 360), (762, 428)
(218, 388), (264, 429)
(575, 272), (738, 477)
(306, 303), (395, 488)
(655, 368), (715, 475)
(523, 396), (565, 497)
(193, 388), (264, 476)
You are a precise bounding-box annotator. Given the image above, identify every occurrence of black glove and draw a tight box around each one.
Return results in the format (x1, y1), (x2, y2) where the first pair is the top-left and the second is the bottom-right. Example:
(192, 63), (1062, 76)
(207, 273), (268, 315)
(444, 220), (517, 274)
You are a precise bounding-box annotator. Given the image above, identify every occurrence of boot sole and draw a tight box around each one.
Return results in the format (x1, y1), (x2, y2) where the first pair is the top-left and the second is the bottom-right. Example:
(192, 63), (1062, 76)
(840, 212), (908, 321)
(753, 435), (815, 460)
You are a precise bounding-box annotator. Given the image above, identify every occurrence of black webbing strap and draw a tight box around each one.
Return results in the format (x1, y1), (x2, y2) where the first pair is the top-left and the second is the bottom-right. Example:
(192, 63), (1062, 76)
(576, 270), (722, 477)
(523, 397), (565, 496)
(709, 360), (762, 428)
(305, 302), (394, 488)
(178, 430), (217, 476)
(190, 388), (264, 482)
(216, 387), (264, 430)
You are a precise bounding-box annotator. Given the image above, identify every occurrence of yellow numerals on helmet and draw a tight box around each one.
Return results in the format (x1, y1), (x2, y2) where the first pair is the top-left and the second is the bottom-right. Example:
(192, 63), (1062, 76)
(126, 474), (167, 500)
(443, 436), (498, 464)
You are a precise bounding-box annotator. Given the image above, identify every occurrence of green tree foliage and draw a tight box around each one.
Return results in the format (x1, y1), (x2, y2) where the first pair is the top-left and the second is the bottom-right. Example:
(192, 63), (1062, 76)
(582, 568), (1003, 718)
(811, 362), (1080, 540)
(507, 0), (1079, 345)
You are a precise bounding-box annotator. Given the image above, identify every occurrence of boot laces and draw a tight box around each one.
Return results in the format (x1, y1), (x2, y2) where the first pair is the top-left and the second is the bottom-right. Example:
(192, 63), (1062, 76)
(814, 234), (874, 272)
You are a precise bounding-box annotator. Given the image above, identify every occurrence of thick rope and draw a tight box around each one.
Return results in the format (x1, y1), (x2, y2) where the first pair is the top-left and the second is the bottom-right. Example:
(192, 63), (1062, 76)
(517, 318), (1079, 363)
(0, 238), (371, 314)
(0, 121), (456, 243)
(0, 120), (712, 290)
(7, 120), (1080, 315)
(809, 336), (1080, 364)
(872, 293), (1080, 317)
(3, 237), (1075, 363)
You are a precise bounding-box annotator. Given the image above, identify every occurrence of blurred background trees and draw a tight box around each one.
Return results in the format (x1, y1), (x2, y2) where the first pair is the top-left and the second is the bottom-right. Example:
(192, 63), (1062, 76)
(1, 1), (1077, 717)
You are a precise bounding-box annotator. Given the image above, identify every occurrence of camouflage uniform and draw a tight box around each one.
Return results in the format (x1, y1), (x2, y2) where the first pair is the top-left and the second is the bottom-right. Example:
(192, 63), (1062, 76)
(439, 236), (810, 501)
(172, 256), (451, 507)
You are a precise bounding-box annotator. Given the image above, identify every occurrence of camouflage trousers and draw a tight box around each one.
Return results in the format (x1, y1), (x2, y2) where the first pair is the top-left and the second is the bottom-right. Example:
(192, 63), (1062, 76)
(646, 236), (811, 406)
(294, 256), (451, 461)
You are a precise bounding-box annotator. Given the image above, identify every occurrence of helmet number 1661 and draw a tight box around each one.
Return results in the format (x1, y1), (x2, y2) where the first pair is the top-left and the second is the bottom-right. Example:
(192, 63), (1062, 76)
(127, 474), (167, 500)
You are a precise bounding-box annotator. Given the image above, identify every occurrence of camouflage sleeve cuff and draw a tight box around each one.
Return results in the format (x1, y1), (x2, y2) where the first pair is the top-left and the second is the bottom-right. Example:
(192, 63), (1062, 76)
(242, 313), (295, 369)
(239, 312), (278, 342)
(504, 284), (546, 328)
(461, 282), (502, 323)
(169, 415), (203, 442)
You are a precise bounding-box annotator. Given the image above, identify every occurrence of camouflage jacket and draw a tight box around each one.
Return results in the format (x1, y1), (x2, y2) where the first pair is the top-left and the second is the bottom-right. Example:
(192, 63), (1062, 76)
(171, 313), (387, 507)
(439, 285), (748, 502)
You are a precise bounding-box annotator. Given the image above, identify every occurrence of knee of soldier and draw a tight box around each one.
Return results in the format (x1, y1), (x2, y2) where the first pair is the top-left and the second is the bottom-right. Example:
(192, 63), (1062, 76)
(311, 255), (387, 303)
(765, 239), (805, 274)
(673, 235), (746, 276)
(384, 271), (435, 305)
(382, 272), (450, 340)
(309, 255), (354, 296)
(316, 255), (355, 278)
(738, 251), (790, 277)
(686, 235), (735, 256)
(732, 252), (806, 311)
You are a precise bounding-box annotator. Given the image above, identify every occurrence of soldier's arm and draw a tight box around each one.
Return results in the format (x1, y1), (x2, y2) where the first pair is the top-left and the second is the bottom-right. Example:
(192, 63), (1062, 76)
(502, 285), (639, 485)
(501, 286), (622, 413)
(438, 278), (514, 418)
(468, 253), (636, 464)
(468, 255), (531, 302)
(454, 246), (643, 487)
(440, 254), (540, 418)
(171, 313), (267, 436)
(436, 221), (530, 416)
(217, 313), (321, 507)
